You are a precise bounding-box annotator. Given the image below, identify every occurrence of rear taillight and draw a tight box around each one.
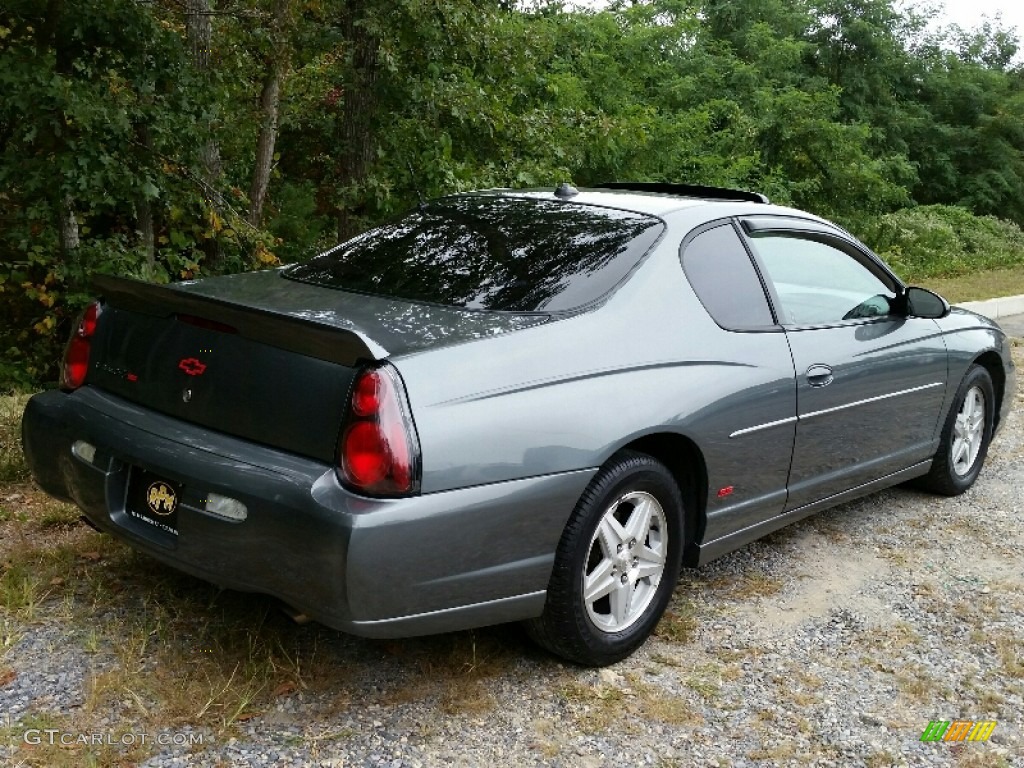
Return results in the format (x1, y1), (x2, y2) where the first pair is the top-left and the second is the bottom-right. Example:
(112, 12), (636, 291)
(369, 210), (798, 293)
(61, 301), (101, 391)
(339, 363), (421, 496)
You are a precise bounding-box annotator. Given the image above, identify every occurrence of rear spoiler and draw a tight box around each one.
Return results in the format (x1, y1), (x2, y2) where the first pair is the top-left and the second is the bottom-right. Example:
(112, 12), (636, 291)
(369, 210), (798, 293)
(93, 274), (386, 366)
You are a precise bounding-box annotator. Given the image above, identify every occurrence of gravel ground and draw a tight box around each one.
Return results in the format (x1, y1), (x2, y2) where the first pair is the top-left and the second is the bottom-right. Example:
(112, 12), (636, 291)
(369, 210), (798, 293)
(2, 340), (1022, 768)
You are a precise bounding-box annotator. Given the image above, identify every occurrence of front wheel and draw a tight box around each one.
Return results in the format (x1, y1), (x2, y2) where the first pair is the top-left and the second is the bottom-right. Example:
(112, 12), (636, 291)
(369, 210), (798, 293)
(915, 364), (995, 496)
(525, 451), (684, 666)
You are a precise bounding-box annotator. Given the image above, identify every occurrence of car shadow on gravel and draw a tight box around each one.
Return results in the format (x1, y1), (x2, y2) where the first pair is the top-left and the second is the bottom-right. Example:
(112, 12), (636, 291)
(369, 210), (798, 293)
(3, 343), (1022, 766)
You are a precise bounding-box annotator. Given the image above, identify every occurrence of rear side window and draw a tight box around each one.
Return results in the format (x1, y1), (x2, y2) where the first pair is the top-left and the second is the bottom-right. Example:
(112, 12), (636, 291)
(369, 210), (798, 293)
(285, 195), (665, 312)
(682, 223), (775, 329)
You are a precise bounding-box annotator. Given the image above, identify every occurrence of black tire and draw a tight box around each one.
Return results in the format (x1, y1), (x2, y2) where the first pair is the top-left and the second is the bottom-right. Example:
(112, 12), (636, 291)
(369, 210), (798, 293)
(914, 364), (995, 496)
(525, 450), (684, 666)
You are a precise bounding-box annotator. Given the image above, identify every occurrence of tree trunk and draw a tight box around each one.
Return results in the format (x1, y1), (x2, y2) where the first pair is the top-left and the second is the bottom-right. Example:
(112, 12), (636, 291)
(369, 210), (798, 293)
(248, 69), (281, 228)
(59, 194), (80, 255)
(45, 1), (79, 262)
(135, 124), (156, 271)
(336, 2), (380, 242)
(248, 0), (290, 228)
(186, 0), (221, 189)
(186, 0), (222, 270)
(137, 195), (156, 270)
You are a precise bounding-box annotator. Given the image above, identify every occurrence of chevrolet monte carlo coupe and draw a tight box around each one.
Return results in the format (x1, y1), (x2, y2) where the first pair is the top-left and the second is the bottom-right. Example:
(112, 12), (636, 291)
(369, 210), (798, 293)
(23, 183), (1015, 666)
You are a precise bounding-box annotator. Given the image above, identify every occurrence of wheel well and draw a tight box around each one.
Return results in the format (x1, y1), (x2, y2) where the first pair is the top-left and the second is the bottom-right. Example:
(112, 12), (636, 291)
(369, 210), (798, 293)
(974, 351), (1006, 430)
(619, 433), (707, 565)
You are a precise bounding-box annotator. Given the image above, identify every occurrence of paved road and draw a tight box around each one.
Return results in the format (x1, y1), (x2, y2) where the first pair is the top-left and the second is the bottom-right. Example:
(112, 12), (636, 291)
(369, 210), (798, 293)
(997, 312), (1024, 337)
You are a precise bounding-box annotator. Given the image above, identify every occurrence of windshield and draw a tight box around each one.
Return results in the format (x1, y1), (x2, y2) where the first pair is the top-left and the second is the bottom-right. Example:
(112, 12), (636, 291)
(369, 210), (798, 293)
(284, 195), (664, 312)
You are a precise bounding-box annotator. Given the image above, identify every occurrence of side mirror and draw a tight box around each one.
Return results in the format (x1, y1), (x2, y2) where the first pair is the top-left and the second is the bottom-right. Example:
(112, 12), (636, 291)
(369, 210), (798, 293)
(904, 286), (950, 319)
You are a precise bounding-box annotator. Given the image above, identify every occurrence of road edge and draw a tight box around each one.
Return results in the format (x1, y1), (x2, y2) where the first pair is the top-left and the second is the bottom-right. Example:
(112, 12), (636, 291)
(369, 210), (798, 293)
(954, 293), (1024, 319)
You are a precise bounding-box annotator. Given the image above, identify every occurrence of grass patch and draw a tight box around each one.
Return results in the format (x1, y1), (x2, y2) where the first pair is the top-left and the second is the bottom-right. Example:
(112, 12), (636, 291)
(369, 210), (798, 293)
(731, 572), (784, 599)
(378, 631), (515, 715)
(655, 601), (698, 643)
(865, 750), (902, 768)
(0, 393), (31, 483)
(1, 527), (356, 760)
(2, 711), (156, 768)
(957, 753), (1013, 768)
(747, 741), (797, 761)
(923, 265), (1024, 303)
(864, 621), (923, 651)
(0, 537), (97, 618)
(0, 560), (52, 618)
(992, 633), (1024, 679)
(559, 673), (701, 734)
(683, 664), (723, 699)
(896, 664), (943, 702)
(704, 570), (785, 601)
(684, 676), (719, 698)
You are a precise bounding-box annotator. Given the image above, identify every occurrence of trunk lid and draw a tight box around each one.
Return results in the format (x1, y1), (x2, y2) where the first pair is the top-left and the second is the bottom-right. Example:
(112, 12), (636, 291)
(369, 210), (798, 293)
(86, 272), (544, 463)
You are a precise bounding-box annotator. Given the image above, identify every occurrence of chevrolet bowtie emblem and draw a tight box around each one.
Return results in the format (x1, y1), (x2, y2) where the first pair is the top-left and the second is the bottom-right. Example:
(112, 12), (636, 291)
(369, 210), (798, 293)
(178, 357), (207, 376)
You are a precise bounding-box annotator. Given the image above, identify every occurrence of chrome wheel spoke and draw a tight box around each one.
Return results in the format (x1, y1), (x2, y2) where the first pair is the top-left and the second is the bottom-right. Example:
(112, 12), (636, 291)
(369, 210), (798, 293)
(625, 496), (654, 543)
(635, 545), (665, 580)
(597, 516), (627, 559)
(584, 558), (617, 603)
(969, 412), (984, 434)
(952, 437), (968, 466)
(962, 393), (975, 421)
(610, 580), (633, 625)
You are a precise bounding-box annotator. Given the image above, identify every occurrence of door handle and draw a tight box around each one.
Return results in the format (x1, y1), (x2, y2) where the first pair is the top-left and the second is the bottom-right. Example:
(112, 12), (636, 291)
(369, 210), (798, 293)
(806, 364), (834, 387)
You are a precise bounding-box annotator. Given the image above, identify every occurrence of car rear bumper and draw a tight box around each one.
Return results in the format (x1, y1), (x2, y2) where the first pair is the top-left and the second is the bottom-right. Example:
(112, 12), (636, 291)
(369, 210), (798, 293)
(22, 387), (594, 637)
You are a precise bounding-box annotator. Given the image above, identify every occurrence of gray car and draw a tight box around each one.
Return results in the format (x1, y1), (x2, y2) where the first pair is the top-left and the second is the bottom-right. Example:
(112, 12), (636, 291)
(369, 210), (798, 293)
(22, 183), (1015, 666)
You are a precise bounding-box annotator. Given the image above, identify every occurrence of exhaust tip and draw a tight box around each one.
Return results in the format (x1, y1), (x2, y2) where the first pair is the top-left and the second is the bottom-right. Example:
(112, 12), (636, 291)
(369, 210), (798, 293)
(278, 602), (310, 625)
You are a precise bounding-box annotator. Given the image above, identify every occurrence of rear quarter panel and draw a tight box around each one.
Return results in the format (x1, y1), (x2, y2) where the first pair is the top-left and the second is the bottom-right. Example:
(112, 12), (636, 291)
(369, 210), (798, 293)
(394, 208), (798, 539)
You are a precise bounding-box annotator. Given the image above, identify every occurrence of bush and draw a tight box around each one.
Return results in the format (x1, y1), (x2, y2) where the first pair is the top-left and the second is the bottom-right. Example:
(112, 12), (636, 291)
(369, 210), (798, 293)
(853, 205), (1024, 282)
(0, 393), (31, 484)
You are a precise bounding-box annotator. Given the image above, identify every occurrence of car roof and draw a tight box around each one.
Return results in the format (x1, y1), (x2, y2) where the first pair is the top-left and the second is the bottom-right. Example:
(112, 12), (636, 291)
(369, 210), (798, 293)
(451, 186), (849, 239)
(500, 188), (712, 216)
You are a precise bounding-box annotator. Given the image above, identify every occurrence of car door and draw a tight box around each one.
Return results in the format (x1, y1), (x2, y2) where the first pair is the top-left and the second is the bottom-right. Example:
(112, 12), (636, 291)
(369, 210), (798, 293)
(740, 217), (949, 511)
(679, 220), (797, 540)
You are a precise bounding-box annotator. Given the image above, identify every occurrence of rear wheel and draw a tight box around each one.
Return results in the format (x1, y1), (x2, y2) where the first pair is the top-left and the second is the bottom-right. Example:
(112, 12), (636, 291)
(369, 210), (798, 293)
(915, 364), (994, 495)
(526, 451), (684, 666)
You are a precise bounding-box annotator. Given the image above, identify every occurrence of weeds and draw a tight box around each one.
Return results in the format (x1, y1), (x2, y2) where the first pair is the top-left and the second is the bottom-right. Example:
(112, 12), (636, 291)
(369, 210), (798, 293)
(0, 394), (30, 484)
(559, 673), (701, 734)
(656, 602), (698, 643)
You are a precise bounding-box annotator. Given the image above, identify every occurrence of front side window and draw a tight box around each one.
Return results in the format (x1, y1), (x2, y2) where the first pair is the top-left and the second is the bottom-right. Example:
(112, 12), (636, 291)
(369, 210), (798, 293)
(285, 195), (665, 312)
(747, 234), (897, 326)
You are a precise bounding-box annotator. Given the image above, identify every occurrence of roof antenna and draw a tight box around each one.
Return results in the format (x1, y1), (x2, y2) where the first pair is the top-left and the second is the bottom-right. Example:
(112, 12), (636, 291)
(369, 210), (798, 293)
(407, 160), (428, 210)
(555, 181), (579, 199)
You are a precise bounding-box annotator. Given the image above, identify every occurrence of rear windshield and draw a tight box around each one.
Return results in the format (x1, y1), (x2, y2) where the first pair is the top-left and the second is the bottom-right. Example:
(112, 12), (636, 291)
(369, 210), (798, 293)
(284, 195), (664, 312)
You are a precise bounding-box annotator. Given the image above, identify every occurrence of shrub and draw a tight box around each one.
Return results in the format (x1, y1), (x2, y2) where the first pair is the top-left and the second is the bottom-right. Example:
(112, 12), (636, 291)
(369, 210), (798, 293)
(853, 205), (1024, 282)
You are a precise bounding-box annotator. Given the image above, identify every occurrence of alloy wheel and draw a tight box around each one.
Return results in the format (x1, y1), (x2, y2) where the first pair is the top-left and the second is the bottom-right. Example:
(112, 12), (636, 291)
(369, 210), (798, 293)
(951, 385), (985, 477)
(582, 491), (668, 633)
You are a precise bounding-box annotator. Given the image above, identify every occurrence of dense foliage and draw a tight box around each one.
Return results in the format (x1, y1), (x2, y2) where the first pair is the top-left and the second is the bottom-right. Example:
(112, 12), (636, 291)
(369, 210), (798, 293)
(1, 0), (1023, 388)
